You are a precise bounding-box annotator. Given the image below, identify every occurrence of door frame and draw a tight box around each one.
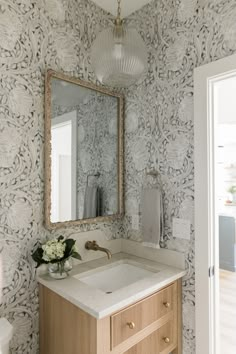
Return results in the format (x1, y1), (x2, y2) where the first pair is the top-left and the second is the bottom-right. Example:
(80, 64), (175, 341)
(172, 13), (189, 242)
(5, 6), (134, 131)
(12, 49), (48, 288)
(194, 53), (236, 354)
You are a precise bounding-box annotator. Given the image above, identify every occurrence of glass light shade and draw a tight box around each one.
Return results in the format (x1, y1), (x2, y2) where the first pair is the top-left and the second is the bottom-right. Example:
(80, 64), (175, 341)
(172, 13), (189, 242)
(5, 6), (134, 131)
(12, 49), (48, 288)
(91, 26), (148, 88)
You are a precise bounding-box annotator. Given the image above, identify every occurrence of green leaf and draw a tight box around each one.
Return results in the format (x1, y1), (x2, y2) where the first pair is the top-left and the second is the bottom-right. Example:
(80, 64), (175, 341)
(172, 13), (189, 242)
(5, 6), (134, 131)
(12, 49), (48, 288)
(31, 247), (45, 268)
(63, 239), (76, 258)
(72, 252), (82, 261)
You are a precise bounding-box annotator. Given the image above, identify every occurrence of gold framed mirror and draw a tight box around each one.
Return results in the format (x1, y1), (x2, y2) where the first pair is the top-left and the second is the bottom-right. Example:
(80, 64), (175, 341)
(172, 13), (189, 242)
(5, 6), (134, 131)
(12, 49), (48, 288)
(44, 70), (124, 229)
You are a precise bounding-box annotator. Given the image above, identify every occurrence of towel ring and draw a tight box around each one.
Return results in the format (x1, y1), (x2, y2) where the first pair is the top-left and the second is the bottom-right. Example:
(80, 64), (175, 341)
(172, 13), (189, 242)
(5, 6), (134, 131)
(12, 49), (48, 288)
(86, 172), (100, 186)
(146, 169), (163, 189)
(146, 170), (158, 177)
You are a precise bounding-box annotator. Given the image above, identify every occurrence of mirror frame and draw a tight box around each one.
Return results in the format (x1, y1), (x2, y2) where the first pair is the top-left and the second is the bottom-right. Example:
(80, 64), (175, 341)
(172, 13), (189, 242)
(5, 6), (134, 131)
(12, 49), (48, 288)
(44, 69), (124, 229)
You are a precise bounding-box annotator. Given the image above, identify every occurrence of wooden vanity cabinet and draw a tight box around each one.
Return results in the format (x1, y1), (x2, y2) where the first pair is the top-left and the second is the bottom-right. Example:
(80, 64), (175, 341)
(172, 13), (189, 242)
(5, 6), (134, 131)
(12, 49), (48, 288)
(39, 279), (182, 354)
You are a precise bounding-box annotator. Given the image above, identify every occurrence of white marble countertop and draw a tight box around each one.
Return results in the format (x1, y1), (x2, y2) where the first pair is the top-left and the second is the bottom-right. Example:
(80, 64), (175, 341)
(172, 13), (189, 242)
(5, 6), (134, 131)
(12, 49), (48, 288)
(37, 252), (186, 319)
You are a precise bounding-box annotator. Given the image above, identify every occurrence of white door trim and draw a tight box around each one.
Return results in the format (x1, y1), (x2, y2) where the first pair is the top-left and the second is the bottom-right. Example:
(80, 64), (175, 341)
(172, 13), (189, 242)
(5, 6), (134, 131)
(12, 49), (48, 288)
(194, 53), (236, 354)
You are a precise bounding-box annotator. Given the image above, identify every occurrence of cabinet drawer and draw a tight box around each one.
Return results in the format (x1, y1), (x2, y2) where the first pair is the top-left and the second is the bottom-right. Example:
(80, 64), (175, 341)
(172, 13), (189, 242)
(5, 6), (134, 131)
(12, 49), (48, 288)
(111, 284), (175, 349)
(159, 320), (176, 353)
(123, 320), (176, 354)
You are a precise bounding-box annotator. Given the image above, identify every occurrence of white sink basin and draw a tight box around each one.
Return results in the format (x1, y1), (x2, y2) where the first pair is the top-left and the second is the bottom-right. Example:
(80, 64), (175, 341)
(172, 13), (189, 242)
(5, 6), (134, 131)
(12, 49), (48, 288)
(74, 260), (158, 293)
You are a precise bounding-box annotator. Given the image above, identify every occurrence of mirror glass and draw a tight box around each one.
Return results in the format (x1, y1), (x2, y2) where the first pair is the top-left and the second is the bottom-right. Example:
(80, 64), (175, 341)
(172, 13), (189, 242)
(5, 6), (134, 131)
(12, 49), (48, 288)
(45, 71), (124, 228)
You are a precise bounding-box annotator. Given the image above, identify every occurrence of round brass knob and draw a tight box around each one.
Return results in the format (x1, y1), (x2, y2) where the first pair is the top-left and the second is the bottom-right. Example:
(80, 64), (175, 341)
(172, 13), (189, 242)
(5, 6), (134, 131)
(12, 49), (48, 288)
(163, 337), (170, 344)
(127, 321), (135, 329)
(163, 302), (170, 308)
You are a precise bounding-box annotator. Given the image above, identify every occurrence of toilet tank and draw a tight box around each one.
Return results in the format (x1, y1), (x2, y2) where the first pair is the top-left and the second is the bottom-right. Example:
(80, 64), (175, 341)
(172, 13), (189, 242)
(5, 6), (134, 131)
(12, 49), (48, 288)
(0, 318), (13, 354)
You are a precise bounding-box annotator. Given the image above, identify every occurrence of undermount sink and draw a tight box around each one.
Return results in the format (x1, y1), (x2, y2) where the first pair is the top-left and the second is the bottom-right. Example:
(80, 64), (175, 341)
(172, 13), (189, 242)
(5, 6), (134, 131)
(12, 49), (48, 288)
(73, 260), (158, 293)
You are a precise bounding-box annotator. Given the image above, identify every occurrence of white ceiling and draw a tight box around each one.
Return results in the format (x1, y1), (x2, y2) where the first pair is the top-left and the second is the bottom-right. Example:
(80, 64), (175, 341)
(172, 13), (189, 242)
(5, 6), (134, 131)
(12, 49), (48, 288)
(91, 0), (153, 17)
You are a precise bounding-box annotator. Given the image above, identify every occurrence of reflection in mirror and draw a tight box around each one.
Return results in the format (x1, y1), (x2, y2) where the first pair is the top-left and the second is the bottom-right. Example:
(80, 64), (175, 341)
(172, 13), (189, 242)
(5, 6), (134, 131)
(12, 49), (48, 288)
(45, 71), (124, 229)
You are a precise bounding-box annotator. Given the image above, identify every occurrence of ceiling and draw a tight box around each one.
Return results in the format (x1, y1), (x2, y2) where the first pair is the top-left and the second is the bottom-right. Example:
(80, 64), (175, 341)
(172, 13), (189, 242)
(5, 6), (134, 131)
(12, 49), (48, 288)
(91, 0), (153, 17)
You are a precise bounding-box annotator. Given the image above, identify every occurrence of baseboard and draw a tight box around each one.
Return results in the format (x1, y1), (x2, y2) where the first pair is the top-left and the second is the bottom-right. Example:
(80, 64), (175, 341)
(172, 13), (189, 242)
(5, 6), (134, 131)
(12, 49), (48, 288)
(220, 262), (236, 272)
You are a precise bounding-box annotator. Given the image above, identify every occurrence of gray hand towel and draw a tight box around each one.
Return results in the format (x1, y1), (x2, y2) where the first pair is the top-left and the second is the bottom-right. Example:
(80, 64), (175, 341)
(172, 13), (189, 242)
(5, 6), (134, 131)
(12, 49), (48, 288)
(83, 186), (98, 219)
(141, 188), (164, 248)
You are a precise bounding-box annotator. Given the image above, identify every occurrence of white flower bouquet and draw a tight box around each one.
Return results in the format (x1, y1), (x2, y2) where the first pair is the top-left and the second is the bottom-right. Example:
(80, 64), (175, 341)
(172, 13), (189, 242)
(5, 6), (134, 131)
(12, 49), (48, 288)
(32, 236), (81, 268)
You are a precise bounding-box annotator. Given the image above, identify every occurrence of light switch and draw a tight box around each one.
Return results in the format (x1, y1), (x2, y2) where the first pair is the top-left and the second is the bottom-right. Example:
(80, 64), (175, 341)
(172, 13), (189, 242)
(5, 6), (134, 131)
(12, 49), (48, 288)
(172, 217), (191, 240)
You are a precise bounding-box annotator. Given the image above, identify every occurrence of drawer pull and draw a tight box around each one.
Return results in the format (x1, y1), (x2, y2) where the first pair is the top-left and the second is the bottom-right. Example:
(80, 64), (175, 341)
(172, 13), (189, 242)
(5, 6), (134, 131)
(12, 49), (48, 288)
(163, 337), (170, 344)
(127, 321), (135, 329)
(163, 301), (170, 308)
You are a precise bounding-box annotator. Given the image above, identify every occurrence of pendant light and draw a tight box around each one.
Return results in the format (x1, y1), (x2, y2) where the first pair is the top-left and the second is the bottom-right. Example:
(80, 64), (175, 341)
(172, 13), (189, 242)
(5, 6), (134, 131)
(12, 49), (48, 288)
(91, 0), (148, 88)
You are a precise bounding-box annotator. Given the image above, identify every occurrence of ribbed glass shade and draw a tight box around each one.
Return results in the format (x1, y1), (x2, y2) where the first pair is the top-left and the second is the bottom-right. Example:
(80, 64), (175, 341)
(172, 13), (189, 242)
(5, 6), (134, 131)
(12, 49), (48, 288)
(91, 26), (148, 88)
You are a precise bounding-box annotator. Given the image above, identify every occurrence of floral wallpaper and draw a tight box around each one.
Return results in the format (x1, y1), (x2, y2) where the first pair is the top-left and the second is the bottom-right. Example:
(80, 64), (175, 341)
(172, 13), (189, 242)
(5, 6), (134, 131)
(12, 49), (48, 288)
(124, 0), (236, 353)
(0, 1), (122, 354)
(76, 93), (118, 218)
(1, 0), (236, 353)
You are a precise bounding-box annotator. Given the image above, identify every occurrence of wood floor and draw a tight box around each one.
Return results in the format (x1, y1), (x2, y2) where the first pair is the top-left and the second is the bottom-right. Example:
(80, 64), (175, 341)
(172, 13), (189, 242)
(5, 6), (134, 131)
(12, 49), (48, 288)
(220, 270), (236, 353)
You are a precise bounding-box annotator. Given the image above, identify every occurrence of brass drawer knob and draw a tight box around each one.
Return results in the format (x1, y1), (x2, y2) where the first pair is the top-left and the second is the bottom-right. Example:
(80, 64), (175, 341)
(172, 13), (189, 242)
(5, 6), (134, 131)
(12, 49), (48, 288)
(163, 337), (170, 344)
(163, 302), (170, 308)
(127, 321), (135, 329)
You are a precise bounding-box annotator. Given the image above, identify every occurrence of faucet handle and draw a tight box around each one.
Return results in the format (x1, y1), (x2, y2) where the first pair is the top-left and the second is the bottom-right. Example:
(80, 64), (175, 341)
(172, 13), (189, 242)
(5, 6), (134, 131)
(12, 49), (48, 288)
(92, 240), (99, 250)
(85, 241), (93, 249)
(85, 240), (98, 250)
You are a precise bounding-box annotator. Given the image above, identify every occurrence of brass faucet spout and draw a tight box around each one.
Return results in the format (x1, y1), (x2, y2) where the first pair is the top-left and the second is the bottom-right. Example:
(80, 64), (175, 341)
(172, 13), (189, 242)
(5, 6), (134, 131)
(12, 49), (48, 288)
(85, 241), (112, 260)
(97, 247), (112, 260)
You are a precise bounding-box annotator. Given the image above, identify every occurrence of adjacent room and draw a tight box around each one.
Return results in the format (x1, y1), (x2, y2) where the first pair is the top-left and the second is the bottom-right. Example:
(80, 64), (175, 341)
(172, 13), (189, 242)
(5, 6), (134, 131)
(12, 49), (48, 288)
(215, 77), (236, 353)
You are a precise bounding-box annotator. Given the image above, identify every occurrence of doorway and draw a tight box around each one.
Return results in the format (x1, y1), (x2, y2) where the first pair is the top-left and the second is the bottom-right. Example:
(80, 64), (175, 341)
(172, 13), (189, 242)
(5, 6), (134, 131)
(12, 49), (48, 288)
(194, 53), (236, 354)
(51, 111), (78, 222)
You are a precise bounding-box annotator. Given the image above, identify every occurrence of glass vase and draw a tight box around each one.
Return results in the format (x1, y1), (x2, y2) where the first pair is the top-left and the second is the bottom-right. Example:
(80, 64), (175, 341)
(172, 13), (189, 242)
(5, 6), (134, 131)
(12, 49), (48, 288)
(48, 258), (73, 279)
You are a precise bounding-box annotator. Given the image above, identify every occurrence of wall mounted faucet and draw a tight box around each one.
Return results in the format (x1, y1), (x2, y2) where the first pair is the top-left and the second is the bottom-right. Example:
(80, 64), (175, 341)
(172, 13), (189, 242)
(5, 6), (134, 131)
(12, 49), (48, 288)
(85, 240), (112, 260)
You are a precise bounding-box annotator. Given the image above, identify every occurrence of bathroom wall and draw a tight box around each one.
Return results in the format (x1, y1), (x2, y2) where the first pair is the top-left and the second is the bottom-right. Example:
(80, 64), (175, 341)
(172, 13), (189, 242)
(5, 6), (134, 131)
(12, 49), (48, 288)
(2, 0), (236, 353)
(123, 0), (236, 353)
(0, 1), (123, 353)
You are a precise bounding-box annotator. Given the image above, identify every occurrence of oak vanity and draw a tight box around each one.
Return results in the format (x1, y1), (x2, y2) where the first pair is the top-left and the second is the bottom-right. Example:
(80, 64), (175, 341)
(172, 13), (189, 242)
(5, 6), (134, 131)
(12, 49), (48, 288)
(38, 253), (185, 354)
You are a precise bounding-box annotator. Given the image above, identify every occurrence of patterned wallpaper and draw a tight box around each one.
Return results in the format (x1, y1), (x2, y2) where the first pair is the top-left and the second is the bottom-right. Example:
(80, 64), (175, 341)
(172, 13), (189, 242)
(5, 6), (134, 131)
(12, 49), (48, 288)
(76, 93), (118, 218)
(1, 0), (236, 353)
(124, 0), (236, 353)
(0, 1), (122, 353)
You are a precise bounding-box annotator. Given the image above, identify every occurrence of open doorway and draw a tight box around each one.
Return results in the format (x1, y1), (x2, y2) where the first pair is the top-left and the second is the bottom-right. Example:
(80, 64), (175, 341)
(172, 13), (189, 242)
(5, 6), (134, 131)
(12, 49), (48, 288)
(51, 111), (77, 223)
(214, 77), (236, 353)
(194, 53), (236, 354)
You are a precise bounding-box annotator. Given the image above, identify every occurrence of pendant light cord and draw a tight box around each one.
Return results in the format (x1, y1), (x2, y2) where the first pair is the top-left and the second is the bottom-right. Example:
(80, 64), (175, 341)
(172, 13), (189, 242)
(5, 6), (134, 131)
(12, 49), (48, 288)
(115, 0), (123, 26)
(114, 0), (124, 37)
(117, 0), (121, 21)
